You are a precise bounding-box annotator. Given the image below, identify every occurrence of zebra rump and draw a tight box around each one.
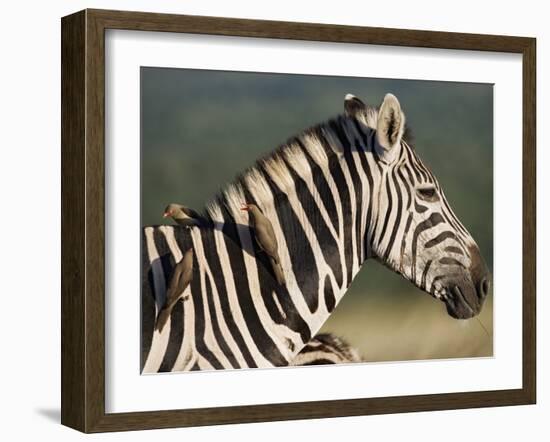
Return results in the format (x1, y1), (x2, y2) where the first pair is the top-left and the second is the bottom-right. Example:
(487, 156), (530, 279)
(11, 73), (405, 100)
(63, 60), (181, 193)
(291, 333), (362, 366)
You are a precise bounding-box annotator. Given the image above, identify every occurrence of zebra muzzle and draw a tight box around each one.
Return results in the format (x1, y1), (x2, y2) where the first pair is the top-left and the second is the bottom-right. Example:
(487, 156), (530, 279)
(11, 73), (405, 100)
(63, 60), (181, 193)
(451, 285), (475, 316)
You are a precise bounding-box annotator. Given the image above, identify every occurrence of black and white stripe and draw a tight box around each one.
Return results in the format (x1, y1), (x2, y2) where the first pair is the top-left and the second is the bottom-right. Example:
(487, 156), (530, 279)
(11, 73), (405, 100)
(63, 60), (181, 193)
(141, 93), (490, 373)
(291, 333), (361, 366)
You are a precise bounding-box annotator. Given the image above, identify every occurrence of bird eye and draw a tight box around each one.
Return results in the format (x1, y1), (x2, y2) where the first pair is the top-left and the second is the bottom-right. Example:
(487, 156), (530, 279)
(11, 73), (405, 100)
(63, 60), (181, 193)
(416, 186), (438, 201)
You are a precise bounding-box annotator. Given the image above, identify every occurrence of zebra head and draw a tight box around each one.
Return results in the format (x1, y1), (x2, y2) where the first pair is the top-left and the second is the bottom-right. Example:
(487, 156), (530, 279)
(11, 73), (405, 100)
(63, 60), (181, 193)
(346, 93), (490, 319)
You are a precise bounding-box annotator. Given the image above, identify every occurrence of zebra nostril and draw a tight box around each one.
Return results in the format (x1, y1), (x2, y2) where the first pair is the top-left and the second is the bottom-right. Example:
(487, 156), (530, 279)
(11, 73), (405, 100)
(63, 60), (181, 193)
(477, 276), (490, 300)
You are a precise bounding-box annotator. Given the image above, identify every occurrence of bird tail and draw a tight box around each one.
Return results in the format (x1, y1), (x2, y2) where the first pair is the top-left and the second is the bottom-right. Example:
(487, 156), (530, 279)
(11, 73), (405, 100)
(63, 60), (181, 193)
(155, 307), (171, 333)
(270, 257), (285, 286)
(155, 293), (189, 334)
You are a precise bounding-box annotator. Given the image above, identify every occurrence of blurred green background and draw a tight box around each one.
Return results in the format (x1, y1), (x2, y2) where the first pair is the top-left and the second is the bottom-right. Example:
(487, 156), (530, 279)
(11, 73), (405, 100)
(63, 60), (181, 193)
(141, 67), (493, 362)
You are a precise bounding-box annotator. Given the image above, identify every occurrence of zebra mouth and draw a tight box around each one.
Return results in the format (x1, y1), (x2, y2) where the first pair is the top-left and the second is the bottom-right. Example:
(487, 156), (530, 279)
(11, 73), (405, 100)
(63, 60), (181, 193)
(451, 286), (475, 314)
(433, 283), (477, 319)
(443, 285), (477, 319)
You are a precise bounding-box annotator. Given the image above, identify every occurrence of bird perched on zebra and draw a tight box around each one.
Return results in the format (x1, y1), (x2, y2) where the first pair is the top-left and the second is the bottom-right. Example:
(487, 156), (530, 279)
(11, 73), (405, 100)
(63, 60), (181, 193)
(241, 203), (285, 286)
(155, 248), (194, 333)
(163, 203), (205, 228)
(291, 333), (361, 366)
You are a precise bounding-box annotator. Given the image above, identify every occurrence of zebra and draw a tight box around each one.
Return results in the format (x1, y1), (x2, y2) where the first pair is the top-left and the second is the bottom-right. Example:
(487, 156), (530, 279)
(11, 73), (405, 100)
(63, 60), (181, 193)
(290, 333), (362, 366)
(141, 92), (491, 373)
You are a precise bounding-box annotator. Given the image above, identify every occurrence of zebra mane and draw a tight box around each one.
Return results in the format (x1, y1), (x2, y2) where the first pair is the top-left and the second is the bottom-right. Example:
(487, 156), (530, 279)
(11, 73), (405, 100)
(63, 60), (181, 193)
(203, 104), (412, 223)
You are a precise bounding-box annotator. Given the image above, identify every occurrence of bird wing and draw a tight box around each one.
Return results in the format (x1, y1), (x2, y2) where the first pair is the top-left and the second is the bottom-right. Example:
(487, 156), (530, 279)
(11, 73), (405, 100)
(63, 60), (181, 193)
(253, 211), (279, 254)
(155, 249), (194, 332)
(182, 206), (202, 220)
(255, 224), (279, 259)
(164, 260), (185, 305)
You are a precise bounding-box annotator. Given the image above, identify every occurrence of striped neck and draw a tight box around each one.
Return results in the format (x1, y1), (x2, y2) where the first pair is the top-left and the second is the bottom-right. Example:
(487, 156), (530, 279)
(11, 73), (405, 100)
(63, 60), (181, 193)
(204, 115), (380, 356)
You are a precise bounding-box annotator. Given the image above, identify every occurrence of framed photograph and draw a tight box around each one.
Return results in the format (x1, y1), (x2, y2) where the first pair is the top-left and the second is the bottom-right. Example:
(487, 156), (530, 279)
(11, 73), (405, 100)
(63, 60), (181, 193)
(61, 9), (536, 433)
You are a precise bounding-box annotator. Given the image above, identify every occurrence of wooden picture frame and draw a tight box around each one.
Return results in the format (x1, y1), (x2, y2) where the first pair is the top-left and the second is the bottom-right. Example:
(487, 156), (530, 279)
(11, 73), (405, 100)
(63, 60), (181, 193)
(61, 8), (536, 433)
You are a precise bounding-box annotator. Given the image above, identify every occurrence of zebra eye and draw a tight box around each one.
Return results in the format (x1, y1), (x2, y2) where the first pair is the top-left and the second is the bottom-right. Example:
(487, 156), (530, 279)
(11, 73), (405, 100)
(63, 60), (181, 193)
(416, 186), (438, 201)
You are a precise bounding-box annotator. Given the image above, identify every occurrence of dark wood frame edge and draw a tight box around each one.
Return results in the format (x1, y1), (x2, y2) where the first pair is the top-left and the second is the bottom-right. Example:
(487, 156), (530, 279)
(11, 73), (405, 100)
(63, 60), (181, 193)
(61, 8), (536, 433)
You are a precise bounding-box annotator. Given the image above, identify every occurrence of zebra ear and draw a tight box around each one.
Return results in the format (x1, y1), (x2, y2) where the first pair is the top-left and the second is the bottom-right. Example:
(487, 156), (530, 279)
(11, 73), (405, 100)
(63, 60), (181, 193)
(376, 94), (405, 154)
(344, 93), (366, 117)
